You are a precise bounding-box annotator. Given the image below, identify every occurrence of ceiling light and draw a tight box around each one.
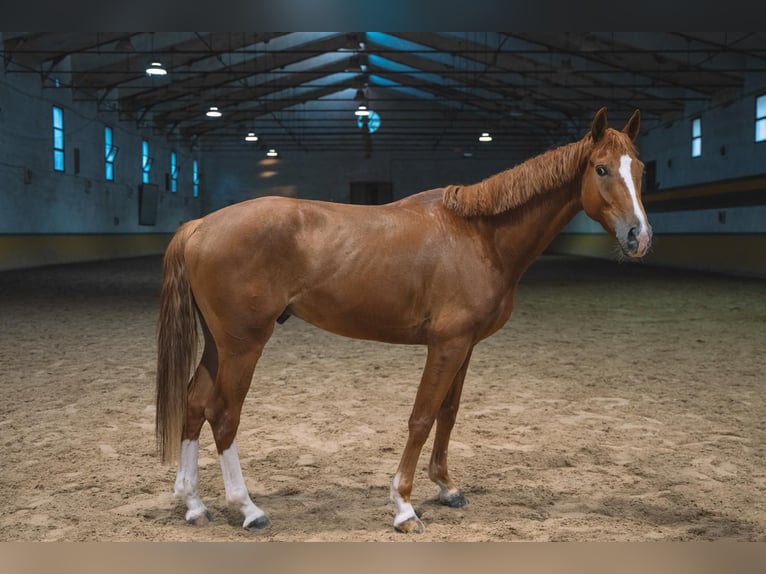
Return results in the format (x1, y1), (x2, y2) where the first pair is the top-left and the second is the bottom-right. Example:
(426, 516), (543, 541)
(244, 132), (259, 142)
(206, 106), (222, 118)
(266, 149), (278, 157)
(356, 110), (381, 133)
(355, 105), (370, 117)
(145, 62), (167, 76)
(479, 132), (492, 142)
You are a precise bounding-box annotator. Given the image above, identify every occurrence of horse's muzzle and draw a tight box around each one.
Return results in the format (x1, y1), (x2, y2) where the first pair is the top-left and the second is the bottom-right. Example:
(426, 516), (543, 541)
(623, 225), (652, 258)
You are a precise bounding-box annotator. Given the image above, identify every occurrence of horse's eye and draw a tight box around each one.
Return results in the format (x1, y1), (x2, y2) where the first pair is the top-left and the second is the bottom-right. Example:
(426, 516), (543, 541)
(596, 165), (608, 176)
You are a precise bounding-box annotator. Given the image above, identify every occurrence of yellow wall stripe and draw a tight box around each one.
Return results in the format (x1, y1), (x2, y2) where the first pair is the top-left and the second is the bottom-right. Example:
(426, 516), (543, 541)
(3, 232), (764, 279)
(0, 234), (174, 271)
(644, 174), (766, 203)
(549, 233), (766, 278)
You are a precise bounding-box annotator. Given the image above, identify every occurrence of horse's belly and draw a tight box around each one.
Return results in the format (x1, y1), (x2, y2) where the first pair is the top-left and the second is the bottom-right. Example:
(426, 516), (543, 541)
(289, 293), (429, 345)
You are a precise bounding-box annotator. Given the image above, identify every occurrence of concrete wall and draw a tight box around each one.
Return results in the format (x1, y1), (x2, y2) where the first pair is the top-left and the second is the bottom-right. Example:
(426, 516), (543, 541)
(0, 54), (202, 270)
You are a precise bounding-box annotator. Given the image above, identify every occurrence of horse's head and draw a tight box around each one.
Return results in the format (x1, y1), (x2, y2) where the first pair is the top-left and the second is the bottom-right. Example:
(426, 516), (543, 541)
(580, 107), (652, 258)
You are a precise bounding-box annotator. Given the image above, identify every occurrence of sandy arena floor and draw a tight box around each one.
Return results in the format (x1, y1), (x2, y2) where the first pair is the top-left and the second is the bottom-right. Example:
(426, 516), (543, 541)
(0, 254), (764, 541)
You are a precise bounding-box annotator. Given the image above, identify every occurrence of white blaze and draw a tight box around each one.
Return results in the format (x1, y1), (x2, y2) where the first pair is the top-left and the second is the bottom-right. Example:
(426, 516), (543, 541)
(618, 154), (648, 233)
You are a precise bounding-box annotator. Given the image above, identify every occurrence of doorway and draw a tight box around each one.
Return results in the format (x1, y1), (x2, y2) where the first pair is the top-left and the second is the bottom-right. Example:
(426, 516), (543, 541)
(349, 181), (393, 205)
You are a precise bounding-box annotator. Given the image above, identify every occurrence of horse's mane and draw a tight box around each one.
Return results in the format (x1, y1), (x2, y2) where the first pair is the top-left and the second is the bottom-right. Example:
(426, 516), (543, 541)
(443, 132), (633, 217)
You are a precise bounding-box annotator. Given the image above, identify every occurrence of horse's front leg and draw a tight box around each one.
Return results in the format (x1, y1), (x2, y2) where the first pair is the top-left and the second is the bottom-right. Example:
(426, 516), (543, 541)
(391, 339), (472, 534)
(428, 348), (473, 508)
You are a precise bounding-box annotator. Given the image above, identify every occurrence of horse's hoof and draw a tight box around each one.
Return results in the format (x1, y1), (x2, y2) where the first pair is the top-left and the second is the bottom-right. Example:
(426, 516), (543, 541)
(394, 516), (425, 534)
(187, 510), (212, 526)
(244, 514), (271, 531)
(440, 491), (468, 508)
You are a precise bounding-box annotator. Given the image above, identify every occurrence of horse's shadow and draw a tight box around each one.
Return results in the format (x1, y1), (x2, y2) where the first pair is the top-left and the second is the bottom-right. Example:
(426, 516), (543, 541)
(155, 483), (762, 541)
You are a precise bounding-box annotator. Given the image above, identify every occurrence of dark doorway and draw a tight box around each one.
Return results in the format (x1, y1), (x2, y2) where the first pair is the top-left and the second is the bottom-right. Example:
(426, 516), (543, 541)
(644, 160), (658, 193)
(349, 181), (393, 205)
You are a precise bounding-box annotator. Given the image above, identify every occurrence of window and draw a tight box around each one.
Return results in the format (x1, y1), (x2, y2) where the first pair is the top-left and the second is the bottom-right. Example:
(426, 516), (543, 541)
(52, 106), (64, 172)
(192, 159), (199, 197)
(756, 94), (766, 143)
(141, 140), (152, 184)
(170, 151), (178, 192)
(691, 116), (702, 158)
(104, 126), (117, 181)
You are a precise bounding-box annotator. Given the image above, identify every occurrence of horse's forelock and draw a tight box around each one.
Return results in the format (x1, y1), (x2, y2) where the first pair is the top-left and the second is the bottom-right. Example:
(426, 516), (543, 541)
(598, 128), (639, 157)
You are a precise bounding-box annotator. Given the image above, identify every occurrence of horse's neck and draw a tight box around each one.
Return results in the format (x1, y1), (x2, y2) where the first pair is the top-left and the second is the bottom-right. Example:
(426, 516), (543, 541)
(489, 180), (582, 282)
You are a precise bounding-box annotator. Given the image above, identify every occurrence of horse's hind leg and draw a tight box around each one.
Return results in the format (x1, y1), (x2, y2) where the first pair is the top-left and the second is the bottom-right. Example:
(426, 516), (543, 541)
(173, 320), (217, 525)
(428, 348), (473, 508)
(206, 328), (274, 531)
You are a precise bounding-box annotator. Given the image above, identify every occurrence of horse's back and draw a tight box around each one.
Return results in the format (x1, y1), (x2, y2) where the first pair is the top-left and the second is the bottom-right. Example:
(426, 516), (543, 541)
(187, 189), (450, 260)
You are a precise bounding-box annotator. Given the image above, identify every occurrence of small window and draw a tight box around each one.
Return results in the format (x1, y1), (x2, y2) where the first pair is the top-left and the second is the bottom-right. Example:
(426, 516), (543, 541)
(104, 126), (117, 181)
(756, 94), (766, 143)
(192, 159), (199, 198)
(691, 116), (702, 158)
(52, 106), (64, 172)
(141, 140), (152, 184)
(170, 151), (178, 192)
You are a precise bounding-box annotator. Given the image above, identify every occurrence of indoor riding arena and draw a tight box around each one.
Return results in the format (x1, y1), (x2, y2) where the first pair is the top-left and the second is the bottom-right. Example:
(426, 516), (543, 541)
(1, 32), (765, 543)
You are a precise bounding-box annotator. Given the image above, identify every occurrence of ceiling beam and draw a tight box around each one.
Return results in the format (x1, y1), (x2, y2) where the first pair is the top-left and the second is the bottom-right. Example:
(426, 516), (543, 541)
(390, 32), (682, 118)
(507, 32), (743, 97)
(181, 81), (356, 140)
(73, 32), (288, 90)
(4, 32), (133, 69)
(119, 33), (349, 113)
(152, 57), (357, 127)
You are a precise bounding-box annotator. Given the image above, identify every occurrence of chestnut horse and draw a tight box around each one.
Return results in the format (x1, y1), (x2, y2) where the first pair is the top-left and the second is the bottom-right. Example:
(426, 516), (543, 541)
(156, 107), (651, 534)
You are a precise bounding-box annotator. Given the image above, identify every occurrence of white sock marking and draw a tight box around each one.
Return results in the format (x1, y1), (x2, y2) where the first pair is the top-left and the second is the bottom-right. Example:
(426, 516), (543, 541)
(173, 439), (210, 522)
(390, 473), (417, 527)
(220, 440), (266, 527)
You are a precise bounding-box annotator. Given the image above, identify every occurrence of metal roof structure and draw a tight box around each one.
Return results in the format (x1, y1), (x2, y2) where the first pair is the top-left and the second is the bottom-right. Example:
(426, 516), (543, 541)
(3, 32), (765, 156)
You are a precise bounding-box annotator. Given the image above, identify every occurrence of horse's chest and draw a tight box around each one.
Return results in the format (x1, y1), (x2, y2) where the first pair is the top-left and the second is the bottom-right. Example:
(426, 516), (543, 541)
(478, 292), (515, 340)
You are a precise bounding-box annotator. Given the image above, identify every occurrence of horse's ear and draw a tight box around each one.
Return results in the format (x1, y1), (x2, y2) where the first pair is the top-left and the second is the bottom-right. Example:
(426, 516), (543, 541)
(590, 107), (608, 142)
(622, 109), (641, 141)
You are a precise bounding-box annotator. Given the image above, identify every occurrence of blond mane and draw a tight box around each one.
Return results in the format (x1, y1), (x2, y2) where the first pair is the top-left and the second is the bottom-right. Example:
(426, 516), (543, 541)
(443, 136), (600, 217)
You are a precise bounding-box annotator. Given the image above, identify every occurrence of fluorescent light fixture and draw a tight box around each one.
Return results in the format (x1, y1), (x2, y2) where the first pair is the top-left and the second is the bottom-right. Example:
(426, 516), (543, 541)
(355, 105), (370, 117)
(266, 149), (278, 157)
(479, 132), (492, 142)
(244, 132), (259, 142)
(206, 106), (222, 118)
(145, 62), (167, 76)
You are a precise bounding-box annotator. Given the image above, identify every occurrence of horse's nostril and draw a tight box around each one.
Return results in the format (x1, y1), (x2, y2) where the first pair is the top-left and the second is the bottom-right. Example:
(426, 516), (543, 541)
(627, 227), (639, 251)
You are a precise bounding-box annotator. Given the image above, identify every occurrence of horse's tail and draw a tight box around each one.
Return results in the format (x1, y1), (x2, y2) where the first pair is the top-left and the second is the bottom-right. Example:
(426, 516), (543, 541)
(156, 220), (200, 464)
